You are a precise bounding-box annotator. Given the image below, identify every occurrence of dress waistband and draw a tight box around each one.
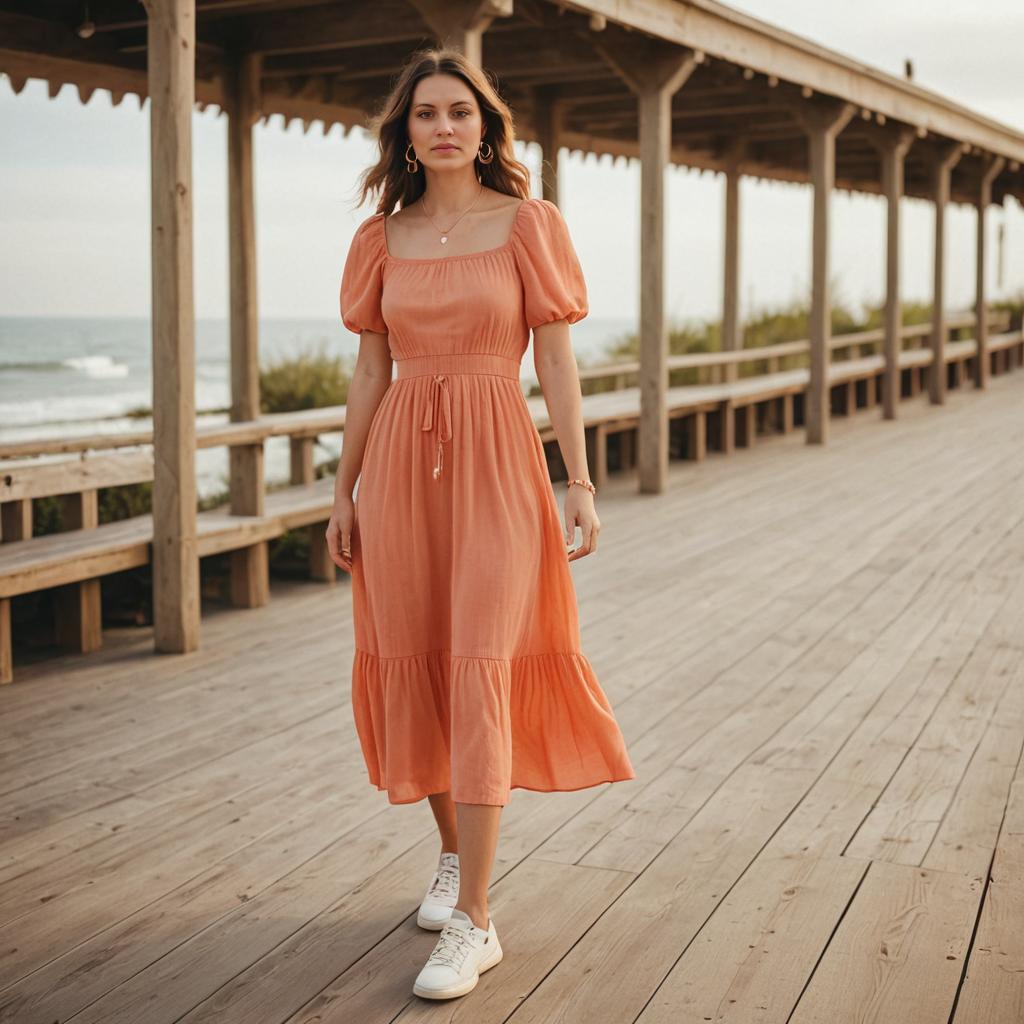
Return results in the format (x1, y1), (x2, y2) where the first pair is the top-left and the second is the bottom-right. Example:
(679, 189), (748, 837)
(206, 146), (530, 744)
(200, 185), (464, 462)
(394, 353), (520, 380)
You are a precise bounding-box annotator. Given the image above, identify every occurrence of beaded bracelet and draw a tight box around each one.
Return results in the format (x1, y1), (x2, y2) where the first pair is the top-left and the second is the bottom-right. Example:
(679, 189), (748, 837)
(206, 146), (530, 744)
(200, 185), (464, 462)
(567, 478), (597, 495)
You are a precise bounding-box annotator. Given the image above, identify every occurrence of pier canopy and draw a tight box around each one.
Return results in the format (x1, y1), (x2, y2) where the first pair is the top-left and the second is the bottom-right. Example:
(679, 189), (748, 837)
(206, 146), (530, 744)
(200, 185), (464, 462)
(2, 0), (1023, 204)
(3, 0), (1023, 659)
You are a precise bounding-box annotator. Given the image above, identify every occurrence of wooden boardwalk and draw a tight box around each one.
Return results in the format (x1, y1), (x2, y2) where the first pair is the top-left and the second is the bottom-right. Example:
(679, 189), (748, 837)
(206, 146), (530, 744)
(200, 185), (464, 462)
(2, 373), (1023, 1024)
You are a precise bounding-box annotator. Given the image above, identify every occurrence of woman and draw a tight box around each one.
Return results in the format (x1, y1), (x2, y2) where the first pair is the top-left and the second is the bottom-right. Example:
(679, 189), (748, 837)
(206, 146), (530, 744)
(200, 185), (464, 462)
(326, 47), (636, 1002)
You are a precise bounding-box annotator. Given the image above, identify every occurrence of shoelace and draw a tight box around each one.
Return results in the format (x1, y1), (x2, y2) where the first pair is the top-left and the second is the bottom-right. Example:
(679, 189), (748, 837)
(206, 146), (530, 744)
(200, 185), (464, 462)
(427, 923), (477, 970)
(427, 864), (459, 899)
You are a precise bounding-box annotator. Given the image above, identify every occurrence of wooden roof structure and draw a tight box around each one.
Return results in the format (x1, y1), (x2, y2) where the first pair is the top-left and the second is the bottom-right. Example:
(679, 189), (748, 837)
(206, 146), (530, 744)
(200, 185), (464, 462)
(3, 0), (1023, 206)
(4, 0), (1022, 656)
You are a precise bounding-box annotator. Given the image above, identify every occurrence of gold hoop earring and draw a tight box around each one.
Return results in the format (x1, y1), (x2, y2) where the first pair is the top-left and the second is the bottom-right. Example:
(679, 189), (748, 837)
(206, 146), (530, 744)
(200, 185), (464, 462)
(405, 142), (419, 174)
(476, 140), (494, 165)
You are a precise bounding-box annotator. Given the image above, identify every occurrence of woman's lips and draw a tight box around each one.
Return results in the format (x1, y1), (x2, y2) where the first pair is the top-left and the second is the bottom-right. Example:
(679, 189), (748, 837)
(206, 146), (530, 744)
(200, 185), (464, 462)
(433, 145), (458, 150)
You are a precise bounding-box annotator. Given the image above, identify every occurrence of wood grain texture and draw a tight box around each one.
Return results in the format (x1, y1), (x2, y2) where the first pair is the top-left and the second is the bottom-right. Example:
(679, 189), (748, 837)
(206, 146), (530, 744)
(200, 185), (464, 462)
(0, 373), (1022, 1022)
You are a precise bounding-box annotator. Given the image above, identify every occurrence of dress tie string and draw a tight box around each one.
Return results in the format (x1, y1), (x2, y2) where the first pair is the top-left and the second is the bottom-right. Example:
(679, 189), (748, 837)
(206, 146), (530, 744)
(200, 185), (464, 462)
(421, 374), (453, 480)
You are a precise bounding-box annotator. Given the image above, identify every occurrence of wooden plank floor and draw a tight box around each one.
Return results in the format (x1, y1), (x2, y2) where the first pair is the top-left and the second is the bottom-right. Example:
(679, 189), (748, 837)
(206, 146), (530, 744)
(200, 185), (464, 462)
(2, 372), (1023, 1024)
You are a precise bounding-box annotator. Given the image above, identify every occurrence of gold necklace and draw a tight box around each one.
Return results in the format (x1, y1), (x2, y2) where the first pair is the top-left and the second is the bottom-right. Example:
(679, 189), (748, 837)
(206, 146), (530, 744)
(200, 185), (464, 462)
(420, 182), (484, 245)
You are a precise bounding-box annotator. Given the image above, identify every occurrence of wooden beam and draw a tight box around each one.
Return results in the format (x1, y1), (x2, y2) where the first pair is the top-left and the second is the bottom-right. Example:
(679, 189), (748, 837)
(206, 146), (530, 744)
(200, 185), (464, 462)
(974, 154), (1006, 389)
(226, 48), (269, 609)
(564, 0), (1024, 165)
(926, 140), (965, 405)
(532, 84), (564, 204)
(785, 97), (857, 444)
(722, 138), (744, 384)
(553, 122), (1020, 204)
(592, 32), (700, 493)
(144, 0), (200, 654)
(407, 0), (513, 65)
(0, 452), (154, 502)
(0, 22), (222, 104)
(863, 124), (916, 421)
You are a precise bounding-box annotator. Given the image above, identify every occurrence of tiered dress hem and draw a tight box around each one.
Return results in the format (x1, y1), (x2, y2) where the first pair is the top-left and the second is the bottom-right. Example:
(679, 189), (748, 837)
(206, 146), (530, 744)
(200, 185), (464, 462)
(350, 646), (636, 805)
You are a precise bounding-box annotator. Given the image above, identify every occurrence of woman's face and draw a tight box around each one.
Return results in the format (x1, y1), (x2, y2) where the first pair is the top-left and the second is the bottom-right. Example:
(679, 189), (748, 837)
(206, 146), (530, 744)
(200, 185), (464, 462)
(406, 73), (485, 172)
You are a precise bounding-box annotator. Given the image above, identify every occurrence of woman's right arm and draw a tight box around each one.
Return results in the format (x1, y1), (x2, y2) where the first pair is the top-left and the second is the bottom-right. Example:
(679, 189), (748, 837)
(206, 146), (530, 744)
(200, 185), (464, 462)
(326, 331), (393, 572)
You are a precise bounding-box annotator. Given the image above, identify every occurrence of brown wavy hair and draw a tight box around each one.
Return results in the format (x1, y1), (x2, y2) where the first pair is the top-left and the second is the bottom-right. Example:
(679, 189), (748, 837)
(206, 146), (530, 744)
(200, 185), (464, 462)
(351, 47), (532, 215)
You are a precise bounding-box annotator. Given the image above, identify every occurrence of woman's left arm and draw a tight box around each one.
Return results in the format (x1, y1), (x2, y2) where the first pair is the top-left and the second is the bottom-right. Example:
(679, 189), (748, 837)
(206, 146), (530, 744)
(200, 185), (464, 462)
(533, 320), (601, 561)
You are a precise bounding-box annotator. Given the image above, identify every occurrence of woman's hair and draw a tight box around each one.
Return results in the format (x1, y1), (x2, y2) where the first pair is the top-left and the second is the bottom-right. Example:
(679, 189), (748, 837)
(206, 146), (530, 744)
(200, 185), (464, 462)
(352, 47), (532, 214)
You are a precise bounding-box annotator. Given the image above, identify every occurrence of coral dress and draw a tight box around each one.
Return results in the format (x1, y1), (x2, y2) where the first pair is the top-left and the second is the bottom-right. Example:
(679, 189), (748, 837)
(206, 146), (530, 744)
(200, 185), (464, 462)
(339, 196), (635, 806)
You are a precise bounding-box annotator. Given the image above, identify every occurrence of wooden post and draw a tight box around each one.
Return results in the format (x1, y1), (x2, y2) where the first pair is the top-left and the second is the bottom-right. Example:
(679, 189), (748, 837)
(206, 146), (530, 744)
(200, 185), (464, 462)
(584, 425), (609, 489)
(593, 35), (699, 493)
(289, 436), (315, 488)
(864, 374), (879, 409)
(736, 404), (756, 448)
(684, 413), (706, 461)
(0, 500), (30, 684)
(144, 0), (200, 654)
(619, 428), (636, 471)
(0, 501), (31, 542)
(290, 436), (335, 584)
(409, 0), (513, 64)
(532, 84), (563, 204)
(0, 598), (10, 685)
(226, 50), (269, 609)
(717, 400), (735, 453)
(842, 379), (856, 415)
(926, 140), (964, 405)
(866, 126), (916, 421)
(54, 491), (102, 653)
(722, 140), (744, 384)
(781, 393), (795, 433)
(974, 154), (1006, 389)
(785, 99), (856, 445)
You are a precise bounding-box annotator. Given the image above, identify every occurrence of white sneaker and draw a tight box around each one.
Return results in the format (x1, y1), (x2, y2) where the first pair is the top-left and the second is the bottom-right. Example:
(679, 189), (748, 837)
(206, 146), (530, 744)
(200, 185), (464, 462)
(417, 851), (460, 930)
(412, 908), (503, 1000)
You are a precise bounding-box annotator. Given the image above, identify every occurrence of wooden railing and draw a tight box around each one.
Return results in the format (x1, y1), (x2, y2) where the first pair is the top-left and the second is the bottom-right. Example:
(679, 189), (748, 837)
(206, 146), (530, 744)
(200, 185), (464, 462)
(1, 312), (1022, 684)
(572, 310), (1008, 390)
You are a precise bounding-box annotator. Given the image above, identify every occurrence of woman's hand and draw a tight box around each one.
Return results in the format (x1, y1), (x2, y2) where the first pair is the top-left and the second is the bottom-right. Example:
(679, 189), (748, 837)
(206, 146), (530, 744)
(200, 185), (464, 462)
(564, 485), (600, 561)
(326, 496), (355, 573)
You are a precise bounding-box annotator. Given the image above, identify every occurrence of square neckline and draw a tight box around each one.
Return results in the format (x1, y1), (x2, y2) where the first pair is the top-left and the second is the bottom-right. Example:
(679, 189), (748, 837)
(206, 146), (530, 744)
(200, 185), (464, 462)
(380, 197), (531, 264)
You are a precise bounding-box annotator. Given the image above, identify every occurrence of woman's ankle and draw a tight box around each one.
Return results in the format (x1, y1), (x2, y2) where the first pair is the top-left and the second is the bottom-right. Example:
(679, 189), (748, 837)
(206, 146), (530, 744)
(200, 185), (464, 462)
(455, 902), (488, 930)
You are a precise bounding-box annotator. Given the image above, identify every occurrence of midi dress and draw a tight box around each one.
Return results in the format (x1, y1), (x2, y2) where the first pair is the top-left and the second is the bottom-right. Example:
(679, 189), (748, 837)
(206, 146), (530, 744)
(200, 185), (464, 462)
(339, 195), (636, 806)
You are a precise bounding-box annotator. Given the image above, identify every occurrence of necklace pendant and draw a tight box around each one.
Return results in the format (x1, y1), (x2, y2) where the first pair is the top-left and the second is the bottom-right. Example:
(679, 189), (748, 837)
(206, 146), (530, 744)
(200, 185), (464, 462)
(440, 235), (448, 244)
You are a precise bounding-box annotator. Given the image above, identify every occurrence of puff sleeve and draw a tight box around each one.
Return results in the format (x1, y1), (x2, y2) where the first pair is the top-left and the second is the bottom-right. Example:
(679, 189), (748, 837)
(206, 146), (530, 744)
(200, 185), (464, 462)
(511, 198), (589, 329)
(339, 214), (388, 335)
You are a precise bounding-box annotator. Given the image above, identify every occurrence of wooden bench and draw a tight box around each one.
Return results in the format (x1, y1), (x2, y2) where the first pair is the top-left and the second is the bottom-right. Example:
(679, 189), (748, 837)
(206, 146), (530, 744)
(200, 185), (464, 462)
(2, 322), (1021, 683)
(0, 474), (340, 683)
(530, 329), (1024, 489)
(0, 451), (155, 681)
(0, 412), (344, 683)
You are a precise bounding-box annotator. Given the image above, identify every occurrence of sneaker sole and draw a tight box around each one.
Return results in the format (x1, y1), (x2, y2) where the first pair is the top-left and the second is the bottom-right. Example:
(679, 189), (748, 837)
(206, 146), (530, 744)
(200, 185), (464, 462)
(412, 937), (503, 1000)
(416, 909), (451, 930)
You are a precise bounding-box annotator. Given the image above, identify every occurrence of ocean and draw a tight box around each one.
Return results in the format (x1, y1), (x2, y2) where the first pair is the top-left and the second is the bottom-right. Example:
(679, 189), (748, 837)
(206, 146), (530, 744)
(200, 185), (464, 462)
(0, 315), (636, 499)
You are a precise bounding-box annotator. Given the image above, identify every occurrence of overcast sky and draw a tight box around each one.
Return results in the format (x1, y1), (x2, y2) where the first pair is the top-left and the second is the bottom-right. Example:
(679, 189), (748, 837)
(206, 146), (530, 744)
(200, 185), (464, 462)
(1, 0), (1022, 325)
